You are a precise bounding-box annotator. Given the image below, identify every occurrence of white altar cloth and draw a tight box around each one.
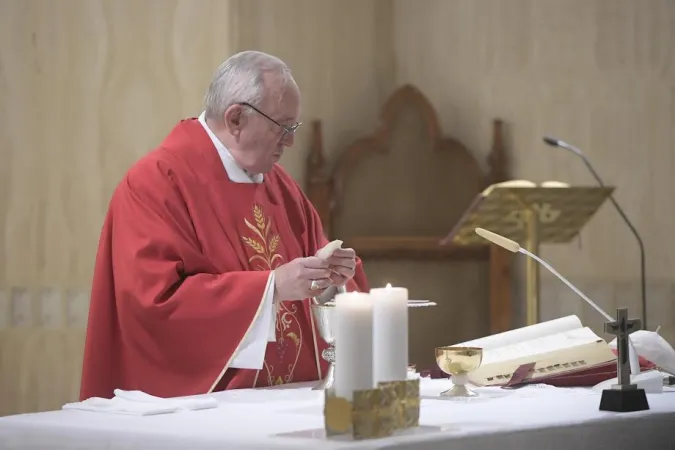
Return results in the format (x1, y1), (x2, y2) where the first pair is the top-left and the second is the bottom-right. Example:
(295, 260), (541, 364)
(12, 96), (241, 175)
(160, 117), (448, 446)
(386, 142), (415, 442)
(1, 379), (674, 450)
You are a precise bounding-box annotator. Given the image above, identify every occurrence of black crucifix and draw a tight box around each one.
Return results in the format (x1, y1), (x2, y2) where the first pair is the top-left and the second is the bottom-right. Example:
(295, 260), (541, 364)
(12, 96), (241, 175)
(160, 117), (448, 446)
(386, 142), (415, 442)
(604, 308), (641, 388)
(599, 307), (649, 412)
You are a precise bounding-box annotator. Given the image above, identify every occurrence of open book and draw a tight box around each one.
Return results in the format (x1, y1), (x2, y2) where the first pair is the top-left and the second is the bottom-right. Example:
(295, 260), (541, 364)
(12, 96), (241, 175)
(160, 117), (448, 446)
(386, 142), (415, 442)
(455, 315), (618, 387)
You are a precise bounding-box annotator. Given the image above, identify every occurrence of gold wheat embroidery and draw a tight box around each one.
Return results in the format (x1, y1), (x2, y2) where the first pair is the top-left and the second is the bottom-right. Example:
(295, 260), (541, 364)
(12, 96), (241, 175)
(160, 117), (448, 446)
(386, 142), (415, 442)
(242, 205), (301, 387)
(242, 204), (284, 270)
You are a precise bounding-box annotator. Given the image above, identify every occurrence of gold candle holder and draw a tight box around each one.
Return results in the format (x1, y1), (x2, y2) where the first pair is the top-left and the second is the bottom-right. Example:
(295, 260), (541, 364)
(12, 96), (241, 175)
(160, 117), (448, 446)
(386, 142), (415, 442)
(324, 379), (420, 440)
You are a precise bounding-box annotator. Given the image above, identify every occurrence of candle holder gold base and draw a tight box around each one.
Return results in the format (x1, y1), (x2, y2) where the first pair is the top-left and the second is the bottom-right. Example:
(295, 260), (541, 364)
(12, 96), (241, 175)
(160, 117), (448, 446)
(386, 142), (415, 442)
(324, 379), (420, 440)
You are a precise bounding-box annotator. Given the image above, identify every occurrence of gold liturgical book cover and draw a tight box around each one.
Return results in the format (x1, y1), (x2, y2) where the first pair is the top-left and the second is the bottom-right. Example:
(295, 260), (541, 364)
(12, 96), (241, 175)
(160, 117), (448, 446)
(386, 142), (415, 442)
(442, 179), (613, 246)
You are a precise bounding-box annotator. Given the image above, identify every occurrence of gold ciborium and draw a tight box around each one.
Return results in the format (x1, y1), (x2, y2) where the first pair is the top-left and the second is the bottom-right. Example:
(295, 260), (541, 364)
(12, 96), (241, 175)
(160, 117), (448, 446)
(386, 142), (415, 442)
(435, 346), (483, 397)
(310, 303), (336, 390)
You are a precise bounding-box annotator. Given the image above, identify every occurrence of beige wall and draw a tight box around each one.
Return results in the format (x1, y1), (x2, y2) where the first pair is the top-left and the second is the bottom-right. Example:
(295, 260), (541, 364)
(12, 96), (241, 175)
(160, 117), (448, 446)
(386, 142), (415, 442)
(391, 0), (675, 336)
(1, 0), (673, 415)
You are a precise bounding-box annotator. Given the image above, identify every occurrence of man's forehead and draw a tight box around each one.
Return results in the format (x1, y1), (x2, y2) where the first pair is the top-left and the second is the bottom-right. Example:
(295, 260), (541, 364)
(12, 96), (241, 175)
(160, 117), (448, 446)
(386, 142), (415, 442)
(263, 82), (300, 119)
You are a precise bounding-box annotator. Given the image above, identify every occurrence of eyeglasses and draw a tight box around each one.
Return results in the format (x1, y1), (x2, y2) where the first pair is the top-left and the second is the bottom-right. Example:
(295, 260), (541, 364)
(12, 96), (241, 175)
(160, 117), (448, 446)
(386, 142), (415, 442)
(238, 102), (302, 137)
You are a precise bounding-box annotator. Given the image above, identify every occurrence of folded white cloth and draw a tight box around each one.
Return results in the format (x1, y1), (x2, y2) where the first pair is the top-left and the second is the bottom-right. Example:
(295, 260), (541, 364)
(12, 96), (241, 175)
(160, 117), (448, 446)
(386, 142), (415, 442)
(62, 389), (218, 416)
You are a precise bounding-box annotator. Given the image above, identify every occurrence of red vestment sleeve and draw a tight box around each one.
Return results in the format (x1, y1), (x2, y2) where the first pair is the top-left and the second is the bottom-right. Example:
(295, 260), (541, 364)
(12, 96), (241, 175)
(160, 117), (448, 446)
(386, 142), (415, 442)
(79, 160), (269, 400)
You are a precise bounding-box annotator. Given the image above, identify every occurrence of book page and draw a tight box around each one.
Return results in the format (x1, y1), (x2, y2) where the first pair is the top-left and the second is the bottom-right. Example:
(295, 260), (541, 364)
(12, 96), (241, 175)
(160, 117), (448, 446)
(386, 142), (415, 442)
(455, 315), (582, 351)
(470, 340), (616, 386)
(481, 179), (536, 196)
(481, 327), (602, 365)
(541, 180), (570, 187)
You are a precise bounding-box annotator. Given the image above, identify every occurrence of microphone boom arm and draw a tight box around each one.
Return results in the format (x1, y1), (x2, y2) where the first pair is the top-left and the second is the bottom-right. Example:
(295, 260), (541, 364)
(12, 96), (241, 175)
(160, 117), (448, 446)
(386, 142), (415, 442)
(474, 227), (641, 376)
(576, 153), (647, 330)
(543, 137), (648, 330)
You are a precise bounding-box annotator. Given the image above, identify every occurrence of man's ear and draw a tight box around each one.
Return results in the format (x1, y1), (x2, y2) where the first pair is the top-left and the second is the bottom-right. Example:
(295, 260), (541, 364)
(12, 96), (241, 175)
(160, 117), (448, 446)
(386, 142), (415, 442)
(223, 105), (246, 137)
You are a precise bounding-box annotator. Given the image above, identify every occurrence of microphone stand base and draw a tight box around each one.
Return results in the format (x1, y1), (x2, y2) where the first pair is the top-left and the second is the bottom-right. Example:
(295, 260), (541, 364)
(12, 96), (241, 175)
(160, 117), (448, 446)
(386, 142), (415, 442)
(599, 387), (649, 412)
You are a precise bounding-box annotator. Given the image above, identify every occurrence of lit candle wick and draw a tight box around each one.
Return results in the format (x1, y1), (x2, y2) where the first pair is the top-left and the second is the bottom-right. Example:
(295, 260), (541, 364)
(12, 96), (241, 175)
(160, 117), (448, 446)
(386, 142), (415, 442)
(386, 283), (392, 288)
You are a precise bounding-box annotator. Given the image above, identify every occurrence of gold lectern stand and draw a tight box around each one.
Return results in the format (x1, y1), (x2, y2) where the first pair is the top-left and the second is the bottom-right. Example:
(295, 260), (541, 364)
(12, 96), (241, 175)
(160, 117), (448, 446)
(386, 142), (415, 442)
(444, 184), (613, 325)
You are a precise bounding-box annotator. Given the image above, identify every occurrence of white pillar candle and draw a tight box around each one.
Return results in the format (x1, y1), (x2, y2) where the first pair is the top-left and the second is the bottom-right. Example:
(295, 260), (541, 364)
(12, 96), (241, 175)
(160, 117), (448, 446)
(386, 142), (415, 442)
(334, 292), (374, 400)
(371, 283), (409, 384)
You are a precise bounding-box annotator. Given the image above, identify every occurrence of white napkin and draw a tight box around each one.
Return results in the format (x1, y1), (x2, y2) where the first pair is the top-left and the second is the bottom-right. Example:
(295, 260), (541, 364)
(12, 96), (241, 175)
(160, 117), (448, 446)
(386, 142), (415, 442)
(609, 328), (675, 375)
(62, 389), (218, 416)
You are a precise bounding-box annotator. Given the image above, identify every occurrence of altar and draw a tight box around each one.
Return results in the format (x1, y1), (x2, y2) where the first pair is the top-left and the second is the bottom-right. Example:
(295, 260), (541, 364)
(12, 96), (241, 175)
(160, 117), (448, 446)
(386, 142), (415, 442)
(1, 378), (673, 450)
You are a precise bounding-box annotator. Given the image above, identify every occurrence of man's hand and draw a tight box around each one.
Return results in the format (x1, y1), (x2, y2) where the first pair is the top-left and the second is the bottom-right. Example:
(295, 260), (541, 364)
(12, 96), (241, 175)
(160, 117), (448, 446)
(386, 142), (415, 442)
(274, 257), (333, 302)
(324, 248), (356, 286)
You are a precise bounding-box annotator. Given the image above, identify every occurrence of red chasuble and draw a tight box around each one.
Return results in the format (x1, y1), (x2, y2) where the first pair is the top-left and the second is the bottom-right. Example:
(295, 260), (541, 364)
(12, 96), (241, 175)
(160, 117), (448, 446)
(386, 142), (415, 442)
(79, 118), (369, 400)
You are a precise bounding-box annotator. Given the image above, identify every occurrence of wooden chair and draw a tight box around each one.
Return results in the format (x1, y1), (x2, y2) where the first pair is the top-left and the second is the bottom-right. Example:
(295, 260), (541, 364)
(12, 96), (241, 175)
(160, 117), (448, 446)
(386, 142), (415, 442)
(305, 84), (514, 368)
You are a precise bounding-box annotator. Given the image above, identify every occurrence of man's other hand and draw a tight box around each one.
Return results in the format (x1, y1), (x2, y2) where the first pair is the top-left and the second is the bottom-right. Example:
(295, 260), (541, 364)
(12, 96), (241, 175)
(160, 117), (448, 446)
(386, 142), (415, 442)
(324, 248), (356, 286)
(274, 257), (332, 301)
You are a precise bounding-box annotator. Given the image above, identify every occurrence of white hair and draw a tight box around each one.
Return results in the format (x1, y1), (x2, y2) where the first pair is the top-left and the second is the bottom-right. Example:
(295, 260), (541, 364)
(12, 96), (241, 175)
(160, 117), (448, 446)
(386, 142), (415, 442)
(204, 51), (294, 121)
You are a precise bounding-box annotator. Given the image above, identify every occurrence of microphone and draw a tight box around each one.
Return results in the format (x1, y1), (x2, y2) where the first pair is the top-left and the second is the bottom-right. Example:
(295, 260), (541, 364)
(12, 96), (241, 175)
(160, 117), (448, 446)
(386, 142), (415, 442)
(475, 227), (641, 375)
(542, 136), (647, 330)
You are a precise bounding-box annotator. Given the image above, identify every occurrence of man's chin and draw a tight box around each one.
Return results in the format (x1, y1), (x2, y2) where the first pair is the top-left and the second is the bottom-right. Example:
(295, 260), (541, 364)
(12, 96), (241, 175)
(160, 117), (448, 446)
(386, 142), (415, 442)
(255, 162), (278, 174)
(249, 155), (282, 174)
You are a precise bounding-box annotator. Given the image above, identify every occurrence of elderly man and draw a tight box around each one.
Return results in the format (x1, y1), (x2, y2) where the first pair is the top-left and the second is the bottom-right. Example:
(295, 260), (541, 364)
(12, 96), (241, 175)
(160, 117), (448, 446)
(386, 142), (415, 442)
(79, 51), (369, 400)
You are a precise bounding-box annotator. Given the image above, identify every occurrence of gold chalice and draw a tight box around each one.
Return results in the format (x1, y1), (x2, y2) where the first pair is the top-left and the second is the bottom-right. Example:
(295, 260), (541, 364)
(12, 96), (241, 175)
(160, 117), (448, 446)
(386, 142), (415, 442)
(435, 346), (483, 397)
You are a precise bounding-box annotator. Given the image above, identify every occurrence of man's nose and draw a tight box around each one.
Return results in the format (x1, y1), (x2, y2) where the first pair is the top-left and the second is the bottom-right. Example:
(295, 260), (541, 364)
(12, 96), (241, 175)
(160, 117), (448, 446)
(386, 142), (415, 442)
(281, 131), (295, 147)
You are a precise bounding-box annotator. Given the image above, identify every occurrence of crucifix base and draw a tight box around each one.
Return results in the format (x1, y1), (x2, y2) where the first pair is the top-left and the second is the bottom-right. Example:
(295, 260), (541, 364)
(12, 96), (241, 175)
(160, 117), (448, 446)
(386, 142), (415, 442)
(599, 385), (649, 412)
